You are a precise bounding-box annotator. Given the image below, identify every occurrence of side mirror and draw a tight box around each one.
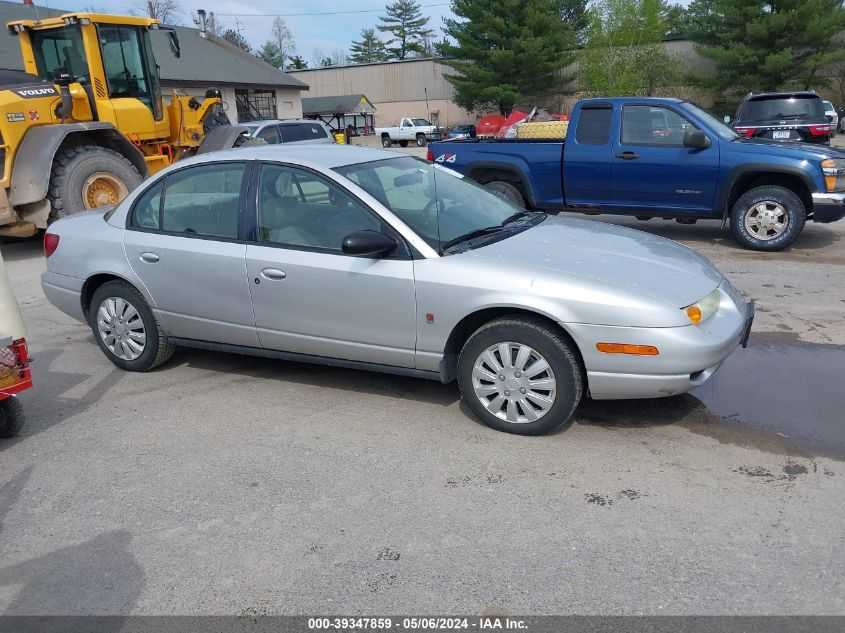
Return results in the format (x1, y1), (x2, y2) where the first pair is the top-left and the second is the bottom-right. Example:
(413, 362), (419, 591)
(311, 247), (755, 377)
(342, 230), (397, 258)
(683, 128), (711, 149)
(826, 114), (833, 123)
(723, 115), (732, 124)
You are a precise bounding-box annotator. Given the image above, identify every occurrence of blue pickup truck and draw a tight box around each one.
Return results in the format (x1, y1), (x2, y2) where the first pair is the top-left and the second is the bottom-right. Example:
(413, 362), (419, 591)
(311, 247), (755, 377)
(428, 97), (845, 251)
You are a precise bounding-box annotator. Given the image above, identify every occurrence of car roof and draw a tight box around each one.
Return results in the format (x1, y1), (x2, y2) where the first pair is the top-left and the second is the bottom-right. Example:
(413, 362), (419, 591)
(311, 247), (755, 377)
(176, 144), (407, 170)
(246, 119), (328, 127)
(743, 91), (821, 101)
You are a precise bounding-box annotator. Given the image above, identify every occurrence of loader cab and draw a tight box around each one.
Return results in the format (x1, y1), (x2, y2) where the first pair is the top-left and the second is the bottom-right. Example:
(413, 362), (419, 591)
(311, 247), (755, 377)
(12, 14), (170, 139)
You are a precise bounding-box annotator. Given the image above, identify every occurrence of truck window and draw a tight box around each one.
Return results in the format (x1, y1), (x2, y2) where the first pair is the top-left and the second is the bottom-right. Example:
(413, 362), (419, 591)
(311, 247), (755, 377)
(30, 25), (89, 84)
(622, 105), (692, 146)
(575, 107), (612, 145)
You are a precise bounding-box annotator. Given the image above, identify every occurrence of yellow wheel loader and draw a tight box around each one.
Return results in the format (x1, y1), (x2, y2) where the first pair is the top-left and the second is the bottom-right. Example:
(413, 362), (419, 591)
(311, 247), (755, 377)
(0, 12), (259, 238)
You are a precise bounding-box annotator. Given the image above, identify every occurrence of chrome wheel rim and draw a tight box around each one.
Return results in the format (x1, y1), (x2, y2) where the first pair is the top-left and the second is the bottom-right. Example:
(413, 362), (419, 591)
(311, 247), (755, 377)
(471, 342), (556, 424)
(97, 297), (146, 361)
(744, 201), (788, 240)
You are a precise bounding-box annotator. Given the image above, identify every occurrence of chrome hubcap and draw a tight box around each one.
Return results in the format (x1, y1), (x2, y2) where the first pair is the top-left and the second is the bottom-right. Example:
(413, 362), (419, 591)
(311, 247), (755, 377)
(97, 297), (146, 361)
(471, 342), (556, 424)
(745, 201), (788, 240)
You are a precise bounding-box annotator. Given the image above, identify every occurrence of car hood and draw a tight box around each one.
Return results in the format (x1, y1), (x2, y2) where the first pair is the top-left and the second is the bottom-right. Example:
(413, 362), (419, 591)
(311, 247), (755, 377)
(467, 216), (723, 308)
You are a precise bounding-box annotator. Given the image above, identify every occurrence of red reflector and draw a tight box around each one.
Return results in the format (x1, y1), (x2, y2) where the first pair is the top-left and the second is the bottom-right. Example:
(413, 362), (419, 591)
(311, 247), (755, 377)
(44, 232), (59, 257)
(11, 338), (29, 365)
(426, 148), (434, 161)
(808, 124), (830, 136)
(735, 126), (756, 137)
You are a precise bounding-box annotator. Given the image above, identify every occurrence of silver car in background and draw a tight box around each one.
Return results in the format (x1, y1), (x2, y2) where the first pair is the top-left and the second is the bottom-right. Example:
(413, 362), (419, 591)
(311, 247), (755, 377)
(242, 119), (335, 145)
(41, 146), (753, 435)
(823, 101), (838, 137)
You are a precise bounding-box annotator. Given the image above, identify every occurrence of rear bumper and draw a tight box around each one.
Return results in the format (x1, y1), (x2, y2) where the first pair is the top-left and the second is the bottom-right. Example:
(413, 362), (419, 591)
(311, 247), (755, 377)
(811, 192), (845, 223)
(41, 270), (85, 323)
(564, 280), (753, 400)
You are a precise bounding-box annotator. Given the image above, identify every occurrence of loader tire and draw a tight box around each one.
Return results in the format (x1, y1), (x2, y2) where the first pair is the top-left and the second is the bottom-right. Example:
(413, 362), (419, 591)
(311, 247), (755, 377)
(47, 146), (143, 223)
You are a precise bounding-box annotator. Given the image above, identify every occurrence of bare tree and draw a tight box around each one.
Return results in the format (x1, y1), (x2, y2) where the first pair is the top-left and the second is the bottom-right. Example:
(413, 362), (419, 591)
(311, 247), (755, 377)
(271, 17), (296, 67)
(310, 47), (326, 68)
(330, 49), (349, 66)
(127, 0), (182, 25)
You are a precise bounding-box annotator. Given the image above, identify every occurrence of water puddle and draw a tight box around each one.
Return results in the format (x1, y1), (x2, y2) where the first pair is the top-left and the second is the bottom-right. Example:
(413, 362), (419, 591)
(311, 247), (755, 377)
(576, 333), (845, 460)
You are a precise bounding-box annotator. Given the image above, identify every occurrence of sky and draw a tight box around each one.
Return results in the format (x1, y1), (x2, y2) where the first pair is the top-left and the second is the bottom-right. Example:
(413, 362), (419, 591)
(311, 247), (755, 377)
(59, 0), (457, 65)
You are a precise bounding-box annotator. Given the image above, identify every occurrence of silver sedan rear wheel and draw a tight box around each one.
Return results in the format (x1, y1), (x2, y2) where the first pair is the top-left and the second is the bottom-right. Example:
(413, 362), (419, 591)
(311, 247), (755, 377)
(97, 296), (147, 361)
(471, 342), (557, 424)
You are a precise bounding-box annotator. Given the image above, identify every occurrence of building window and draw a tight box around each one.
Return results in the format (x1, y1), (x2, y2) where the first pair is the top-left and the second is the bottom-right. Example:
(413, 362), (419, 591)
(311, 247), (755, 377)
(235, 89), (277, 122)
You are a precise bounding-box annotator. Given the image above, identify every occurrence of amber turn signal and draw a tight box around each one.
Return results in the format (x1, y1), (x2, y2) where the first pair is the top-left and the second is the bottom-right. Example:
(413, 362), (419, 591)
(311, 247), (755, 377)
(686, 305), (703, 324)
(596, 343), (659, 356)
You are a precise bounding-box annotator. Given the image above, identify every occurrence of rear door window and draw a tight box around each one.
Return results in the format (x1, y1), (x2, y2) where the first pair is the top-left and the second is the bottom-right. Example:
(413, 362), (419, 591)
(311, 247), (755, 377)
(279, 124), (303, 143)
(575, 107), (612, 145)
(160, 163), (246, 239)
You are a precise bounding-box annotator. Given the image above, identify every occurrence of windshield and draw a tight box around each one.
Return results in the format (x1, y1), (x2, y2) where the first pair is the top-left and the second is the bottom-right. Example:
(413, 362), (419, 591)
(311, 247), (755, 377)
(335, 156), (540, 254)
(740, 95), (824, 121)
(411, 118), (431, 127)
(30, 25), (89, 84)
(683, 102), (738, 140)
(824, 101), (834, 111)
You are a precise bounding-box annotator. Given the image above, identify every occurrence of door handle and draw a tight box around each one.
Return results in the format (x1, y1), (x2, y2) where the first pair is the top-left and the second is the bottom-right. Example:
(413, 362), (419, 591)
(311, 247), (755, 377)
(615, 151), (640, 160)
(261, 268), (287, 281)
(139, 252), (159, 263)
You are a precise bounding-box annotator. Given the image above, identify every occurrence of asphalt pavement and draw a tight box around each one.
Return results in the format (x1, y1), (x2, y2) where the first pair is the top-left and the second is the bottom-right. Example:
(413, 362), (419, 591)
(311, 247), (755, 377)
(0, 161), (844, 616)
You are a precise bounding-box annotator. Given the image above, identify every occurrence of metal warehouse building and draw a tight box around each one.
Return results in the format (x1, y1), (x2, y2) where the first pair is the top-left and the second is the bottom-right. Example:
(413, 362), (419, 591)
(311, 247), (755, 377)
(289, 58), (476, 129)
(0, 1), (307, 123)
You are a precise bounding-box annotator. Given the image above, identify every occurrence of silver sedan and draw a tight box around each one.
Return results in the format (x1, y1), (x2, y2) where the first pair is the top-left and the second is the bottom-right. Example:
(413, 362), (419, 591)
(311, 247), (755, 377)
(41, 145), (754, 435)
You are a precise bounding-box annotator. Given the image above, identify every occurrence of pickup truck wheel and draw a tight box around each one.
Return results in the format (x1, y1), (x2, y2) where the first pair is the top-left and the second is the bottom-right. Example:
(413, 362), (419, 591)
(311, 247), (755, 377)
(730, 185), (805, 251)
(485, 181), (525, 208)
(381, 136), (392, 148)
(457, 317), (583, 435)
(0, 396), (25, 438)
(415, 134), (427, 147)
(399, 140), (409, 147)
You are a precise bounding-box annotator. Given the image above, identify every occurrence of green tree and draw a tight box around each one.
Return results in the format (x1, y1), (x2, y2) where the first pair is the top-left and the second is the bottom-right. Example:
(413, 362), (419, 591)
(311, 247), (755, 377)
(687, 0), (845, 94)
(287, 55), (309, 70)
(440, 0), (582, 115)
(579, 0), (688, 97)
(661, 1), (688, 38)
(377, 0), (435, 59)
(350, 28), (390, 64)
(222, 28), (251, 53)
(256, 41), (284, 68)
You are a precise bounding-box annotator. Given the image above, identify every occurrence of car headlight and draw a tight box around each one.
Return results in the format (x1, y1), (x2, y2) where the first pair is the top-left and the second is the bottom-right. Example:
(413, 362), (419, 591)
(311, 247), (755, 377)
(821, 159), (845, 192)
(683, 288), (720, 325)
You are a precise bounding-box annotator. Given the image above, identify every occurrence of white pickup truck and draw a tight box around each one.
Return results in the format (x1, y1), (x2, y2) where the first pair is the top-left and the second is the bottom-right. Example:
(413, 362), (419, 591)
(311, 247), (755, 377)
(376, 118), (442, 148)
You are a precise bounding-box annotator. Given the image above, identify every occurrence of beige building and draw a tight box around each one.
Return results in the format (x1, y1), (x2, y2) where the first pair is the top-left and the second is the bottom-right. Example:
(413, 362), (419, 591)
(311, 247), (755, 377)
(289, 59), (476, 128)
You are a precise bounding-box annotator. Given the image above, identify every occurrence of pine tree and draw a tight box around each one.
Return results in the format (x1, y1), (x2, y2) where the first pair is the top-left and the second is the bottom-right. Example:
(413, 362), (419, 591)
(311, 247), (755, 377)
(687, 0), (845, 94)
(287, 55), (308, 70)
(256, 41), (284, 69)
(349, 28), (390, 64)
(440, 0), (582, 115)
(377, 0), (435, 59)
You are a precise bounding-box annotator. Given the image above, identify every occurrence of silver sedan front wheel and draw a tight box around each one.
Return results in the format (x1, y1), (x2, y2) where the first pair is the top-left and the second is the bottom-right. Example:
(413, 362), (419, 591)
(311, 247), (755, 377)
(471, 342), (557, 424)
(97, 296), (147, 360)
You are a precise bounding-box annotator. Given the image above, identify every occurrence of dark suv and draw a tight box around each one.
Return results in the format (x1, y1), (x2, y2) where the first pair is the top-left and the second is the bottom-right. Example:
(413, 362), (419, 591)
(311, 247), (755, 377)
(733, 92), (831, 145)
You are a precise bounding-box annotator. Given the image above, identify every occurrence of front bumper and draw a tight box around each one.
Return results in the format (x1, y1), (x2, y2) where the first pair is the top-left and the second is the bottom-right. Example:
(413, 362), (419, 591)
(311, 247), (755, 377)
(811, 191), (845, 223)
(564, 281), (754, 400)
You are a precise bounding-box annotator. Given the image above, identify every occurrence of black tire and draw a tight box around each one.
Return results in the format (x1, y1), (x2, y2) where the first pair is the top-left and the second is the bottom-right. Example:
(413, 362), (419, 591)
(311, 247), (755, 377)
(0, 397), (25, 438)
(457, 317), (583, 435)
(485, 181), (525, 208)
(89, 280), (174, 372)
(636, 216), (652, 221)
(233, 136), (267, 148)
(47, 145), (143, 223)
(730, 185), (806, 251)
(415, 134), (427, 147)
(381, 136), (392, 148)
(399, 140), (409, 148)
